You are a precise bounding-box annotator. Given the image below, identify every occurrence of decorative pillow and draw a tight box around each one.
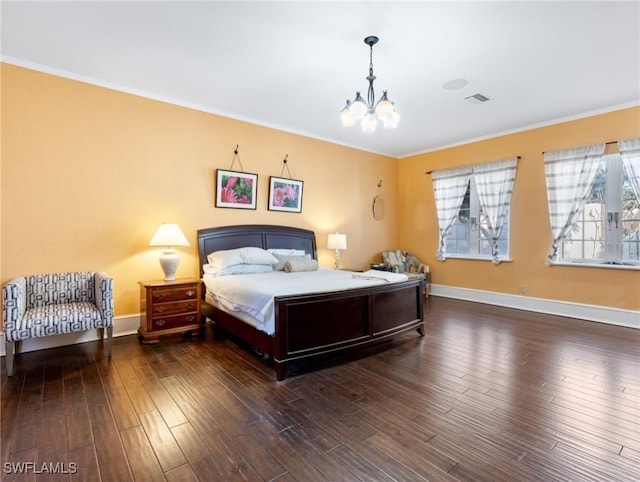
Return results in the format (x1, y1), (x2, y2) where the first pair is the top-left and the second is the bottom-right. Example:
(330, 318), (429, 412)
(203, 263), (273, 277)
(207, 247), (278, 269)
(283, 258), (319, 273)
(272, 253), (311, 271)
(267, 248), (306, 256)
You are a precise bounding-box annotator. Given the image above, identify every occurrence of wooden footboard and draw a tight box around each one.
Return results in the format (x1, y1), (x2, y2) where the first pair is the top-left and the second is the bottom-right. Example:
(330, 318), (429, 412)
(271, 279), (424, 379)
(204, 278), (424, 380)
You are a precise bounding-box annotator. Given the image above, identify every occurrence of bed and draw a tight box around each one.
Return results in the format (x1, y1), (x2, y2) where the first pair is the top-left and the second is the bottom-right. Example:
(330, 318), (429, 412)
(198, 224), (425, 380)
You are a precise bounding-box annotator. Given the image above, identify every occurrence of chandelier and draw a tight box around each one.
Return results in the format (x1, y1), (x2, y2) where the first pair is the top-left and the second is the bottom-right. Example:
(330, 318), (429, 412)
(340, 35), (399, 132)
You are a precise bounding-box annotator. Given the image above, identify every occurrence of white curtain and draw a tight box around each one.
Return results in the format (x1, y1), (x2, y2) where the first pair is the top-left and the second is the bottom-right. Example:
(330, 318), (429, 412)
(544, 143), (605, 263)
(473, 157), (518, 264)
(431, 166), (472, 260)
(619, 137), (640, 200)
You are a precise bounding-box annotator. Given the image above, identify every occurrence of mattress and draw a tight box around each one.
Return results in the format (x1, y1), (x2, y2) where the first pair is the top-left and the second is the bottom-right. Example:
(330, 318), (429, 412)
(202, 268), (409, 335)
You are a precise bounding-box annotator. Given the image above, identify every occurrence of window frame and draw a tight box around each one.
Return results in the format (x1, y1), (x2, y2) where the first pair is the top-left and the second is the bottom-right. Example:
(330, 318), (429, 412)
(444, 177), (511, 262)
(555, 153), (640, 268)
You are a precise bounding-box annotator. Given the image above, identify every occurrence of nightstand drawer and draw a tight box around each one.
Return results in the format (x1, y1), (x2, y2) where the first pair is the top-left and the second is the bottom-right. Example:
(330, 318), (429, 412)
(151, 300), (198, 317)
(152, 313), (199, 331)
(150, 285), (198, 303)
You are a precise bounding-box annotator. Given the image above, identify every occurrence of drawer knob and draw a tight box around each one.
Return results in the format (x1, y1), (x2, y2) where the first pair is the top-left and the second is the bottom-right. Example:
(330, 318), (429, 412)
(186, 290), (195, 297)
(156, 293), (165, 300)
(186, 315), (195, 322)
(155, 307), (166, 313)
(156, 319), (166, 327)
(187, 303), (194, 309)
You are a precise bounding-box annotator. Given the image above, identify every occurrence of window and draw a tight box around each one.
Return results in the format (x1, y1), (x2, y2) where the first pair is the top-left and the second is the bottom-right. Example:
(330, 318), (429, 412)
(559, 153), (640, 265)
(432, 157), (517, 264)
(446, 178), (510, 259)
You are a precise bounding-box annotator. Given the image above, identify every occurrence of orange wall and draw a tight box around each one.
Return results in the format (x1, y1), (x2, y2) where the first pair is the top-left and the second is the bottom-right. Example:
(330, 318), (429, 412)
(398, 107), (640, 311)
(2, 63), (638, 319)
(1, 64), (399, 316)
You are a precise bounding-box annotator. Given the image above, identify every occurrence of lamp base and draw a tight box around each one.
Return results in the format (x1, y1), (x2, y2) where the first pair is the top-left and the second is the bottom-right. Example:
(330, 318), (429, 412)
(334, 249), (341, 270)
(159, 249), (180, 281)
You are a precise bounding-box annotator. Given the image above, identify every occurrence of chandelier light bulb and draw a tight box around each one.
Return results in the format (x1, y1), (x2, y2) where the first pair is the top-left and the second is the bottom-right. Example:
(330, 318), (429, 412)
(349, 92), (367, 121)
(383, 111), (400, 129)
(341, 111), (356, 127)
(340, 35), (397, 133)
(375, 91), (395, 119)
(375, 101), (395, 119)
(362, 112), (377, 132)
(340, 100), (356, 127)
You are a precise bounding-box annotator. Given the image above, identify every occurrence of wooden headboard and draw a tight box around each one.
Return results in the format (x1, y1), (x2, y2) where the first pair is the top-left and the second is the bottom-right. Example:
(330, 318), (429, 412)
(197, 224), (317, 276)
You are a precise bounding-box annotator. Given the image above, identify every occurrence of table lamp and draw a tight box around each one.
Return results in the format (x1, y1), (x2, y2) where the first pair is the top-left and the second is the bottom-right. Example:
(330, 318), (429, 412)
(148, 223), (190, 281)
(327, 233), (347, 270)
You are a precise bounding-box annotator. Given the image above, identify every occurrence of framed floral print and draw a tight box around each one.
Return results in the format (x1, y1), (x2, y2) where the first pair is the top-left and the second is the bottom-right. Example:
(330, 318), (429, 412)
(215, 169), (258, 209)
(267, 176), (304, 213)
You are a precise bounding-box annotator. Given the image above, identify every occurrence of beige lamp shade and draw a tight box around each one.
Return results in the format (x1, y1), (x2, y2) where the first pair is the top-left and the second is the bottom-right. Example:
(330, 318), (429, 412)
(148, 223), (190, 248)
(149, 223), (189, 281)
(327, 233), (347, 250)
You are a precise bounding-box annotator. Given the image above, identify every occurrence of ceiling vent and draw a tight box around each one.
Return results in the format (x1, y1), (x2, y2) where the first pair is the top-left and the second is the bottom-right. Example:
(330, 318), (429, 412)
(465, 93), (491, 104)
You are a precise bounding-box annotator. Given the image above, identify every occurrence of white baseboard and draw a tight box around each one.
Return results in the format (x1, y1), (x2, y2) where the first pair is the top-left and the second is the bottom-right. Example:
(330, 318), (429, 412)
(0, 314), (140, 357)
(431, 284), (640, 329)
(1, 290), (638, 358)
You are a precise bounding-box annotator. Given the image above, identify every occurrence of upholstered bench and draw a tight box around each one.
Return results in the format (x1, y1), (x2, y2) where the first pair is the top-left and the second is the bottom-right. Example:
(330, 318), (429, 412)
(3, 271), (114, 376)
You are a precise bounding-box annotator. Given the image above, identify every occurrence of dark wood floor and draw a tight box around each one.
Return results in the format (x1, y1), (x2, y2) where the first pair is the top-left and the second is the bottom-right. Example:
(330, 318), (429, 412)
(1, 297), (639, 481)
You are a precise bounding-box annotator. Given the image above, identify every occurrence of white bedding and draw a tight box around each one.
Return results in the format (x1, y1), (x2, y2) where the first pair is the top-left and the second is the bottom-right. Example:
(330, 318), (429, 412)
(202, 268), (409, 335)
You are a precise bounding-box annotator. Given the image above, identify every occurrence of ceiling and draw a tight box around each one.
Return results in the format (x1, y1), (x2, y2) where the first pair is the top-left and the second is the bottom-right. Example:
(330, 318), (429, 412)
(2, 1), (639, 158)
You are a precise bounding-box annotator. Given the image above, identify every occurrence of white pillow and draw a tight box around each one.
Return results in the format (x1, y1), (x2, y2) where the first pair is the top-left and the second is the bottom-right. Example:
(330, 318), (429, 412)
(239, 247), (278, 265)
(207, 247), (278, 269)
(272, 253), (311, 271)
(267, 248), (306, 256)
(203, 263), (273, 277)
(207, 249), (242, 268)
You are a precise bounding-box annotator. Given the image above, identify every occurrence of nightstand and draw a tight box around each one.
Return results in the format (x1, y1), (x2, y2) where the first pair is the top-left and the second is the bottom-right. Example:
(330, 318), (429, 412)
(138, 278), (201, 344)
(370, 263), (393, 272)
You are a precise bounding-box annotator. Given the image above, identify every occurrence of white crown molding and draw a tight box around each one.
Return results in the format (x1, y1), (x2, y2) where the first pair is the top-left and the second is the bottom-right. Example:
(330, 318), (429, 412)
(7, 56), (633, 161)
(0, 56), (391, 158)
(399, 100), (640, 159)
(431, 284), (640, 330)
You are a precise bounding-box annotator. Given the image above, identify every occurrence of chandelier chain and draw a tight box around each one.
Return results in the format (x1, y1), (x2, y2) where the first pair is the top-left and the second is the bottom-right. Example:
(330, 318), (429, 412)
(367, 44), (376, 107)
(369, 43), (374, 78)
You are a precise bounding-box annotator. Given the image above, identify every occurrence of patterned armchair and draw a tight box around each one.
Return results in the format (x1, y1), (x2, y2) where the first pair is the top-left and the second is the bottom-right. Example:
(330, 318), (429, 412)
(3, 272), (114, 376)
(381, 250), (430, 297)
